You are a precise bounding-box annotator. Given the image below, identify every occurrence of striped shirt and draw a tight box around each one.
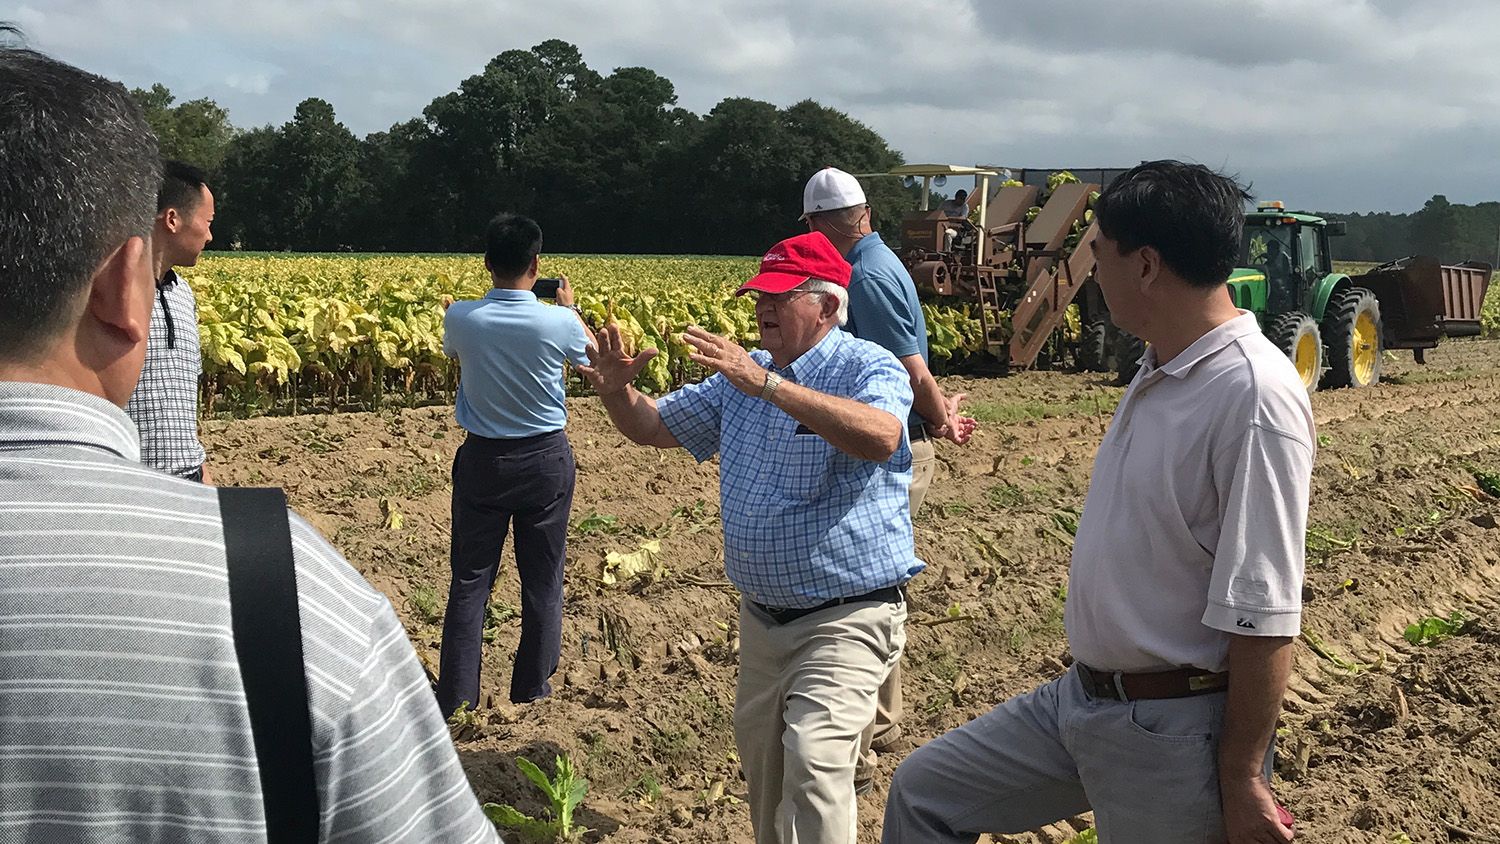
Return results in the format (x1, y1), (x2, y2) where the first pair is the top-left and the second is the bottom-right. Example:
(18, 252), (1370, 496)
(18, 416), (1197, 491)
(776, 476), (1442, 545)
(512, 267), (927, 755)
(0, 382), (500, 843)
(657, 328), (922, 609)
(125, 270), (208, 478)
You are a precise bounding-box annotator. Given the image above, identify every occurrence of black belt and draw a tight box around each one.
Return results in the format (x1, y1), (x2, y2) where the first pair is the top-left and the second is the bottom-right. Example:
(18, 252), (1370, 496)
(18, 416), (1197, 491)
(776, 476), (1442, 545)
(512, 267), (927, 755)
(909, 424), (929, 442)
(753, 584), (904, 625)
(1075, 662), (1229, 702)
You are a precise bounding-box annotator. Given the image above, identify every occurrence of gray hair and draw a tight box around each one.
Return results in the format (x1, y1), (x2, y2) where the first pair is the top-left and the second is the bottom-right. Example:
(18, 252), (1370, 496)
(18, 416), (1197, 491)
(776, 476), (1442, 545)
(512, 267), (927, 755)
(812, 204), (867, 229)
(799, 280), (849, 326)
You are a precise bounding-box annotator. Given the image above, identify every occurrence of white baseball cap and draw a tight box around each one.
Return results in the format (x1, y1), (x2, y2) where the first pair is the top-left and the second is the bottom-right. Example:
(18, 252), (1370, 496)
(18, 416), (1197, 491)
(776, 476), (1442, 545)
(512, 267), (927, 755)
(800, 167), (866, 220)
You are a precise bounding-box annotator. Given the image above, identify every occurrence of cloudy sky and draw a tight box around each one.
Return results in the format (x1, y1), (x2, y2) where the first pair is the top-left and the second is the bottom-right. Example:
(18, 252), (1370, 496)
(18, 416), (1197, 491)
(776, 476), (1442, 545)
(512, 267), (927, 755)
(17, 0), (1500, 213)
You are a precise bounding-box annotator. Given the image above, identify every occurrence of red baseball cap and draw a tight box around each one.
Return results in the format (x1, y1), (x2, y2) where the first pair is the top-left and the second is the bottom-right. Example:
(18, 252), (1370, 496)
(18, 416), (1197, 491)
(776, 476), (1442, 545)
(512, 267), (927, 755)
(736, 232), (852, 296)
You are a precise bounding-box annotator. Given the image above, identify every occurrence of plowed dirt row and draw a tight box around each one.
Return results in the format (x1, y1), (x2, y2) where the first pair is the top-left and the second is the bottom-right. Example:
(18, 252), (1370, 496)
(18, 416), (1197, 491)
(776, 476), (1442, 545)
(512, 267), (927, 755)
(206, 340), (1500, 843)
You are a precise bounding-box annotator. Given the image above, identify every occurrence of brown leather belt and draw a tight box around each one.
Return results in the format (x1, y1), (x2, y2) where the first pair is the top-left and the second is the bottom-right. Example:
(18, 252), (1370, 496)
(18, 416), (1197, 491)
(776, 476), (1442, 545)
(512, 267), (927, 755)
(1075, 662), (1228, 702)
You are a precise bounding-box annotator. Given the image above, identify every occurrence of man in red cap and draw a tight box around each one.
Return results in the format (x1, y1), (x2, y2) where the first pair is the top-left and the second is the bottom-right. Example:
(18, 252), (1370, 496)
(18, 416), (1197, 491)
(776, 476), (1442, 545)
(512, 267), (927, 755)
(580, 231), (922, 844)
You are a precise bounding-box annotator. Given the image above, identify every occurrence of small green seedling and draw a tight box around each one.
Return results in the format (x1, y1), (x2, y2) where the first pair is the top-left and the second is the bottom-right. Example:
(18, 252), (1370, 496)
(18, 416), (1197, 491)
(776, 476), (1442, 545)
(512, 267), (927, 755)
(483, 755), (590, 843)
(574, 512), (620, 535)
(1403, 611), (1470, 646)
(446, 701), (485, 743)
(1051, 509), (1080, 537)
(406, 584), (442, 625)
(1472, 467), (1500, 499)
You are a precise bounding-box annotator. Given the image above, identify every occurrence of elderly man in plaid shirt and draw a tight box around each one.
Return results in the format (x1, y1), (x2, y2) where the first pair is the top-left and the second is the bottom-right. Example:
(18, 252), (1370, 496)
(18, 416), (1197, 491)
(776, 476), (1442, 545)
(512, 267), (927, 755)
(580, 231), (922, 844)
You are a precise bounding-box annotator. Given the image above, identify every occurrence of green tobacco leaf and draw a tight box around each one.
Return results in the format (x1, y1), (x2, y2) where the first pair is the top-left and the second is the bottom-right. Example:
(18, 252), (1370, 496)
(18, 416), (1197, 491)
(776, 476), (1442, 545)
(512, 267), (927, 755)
(515, 756), (555, 799)
(482, 802), (558, 841)
(1403, 611), (1469, 646)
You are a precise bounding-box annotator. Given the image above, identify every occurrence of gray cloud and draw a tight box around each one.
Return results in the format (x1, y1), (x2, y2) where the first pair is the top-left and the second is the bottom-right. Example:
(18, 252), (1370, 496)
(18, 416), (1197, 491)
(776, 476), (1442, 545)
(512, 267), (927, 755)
(18, 0), (1500, 212)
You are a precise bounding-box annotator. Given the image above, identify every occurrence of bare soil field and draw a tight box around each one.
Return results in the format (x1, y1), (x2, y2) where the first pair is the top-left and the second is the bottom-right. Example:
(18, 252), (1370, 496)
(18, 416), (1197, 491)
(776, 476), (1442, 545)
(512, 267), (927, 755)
(205, 339), (1500, 843)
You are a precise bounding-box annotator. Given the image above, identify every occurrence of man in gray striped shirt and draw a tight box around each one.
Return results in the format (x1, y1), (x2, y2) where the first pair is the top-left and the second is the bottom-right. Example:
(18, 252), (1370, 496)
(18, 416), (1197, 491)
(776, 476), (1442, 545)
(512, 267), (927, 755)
(0, 45), (500, 843)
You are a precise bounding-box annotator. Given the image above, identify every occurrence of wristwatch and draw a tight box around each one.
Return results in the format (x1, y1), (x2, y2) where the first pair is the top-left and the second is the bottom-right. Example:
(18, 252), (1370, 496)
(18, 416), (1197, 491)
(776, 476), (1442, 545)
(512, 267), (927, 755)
(760, 371), (783, 401)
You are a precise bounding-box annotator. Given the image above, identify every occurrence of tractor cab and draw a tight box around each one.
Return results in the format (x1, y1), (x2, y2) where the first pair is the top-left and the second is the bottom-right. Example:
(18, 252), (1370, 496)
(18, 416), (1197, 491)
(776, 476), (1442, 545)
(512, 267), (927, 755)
(881, 164), (1004, 275)
(1236, 201), (1343, 317)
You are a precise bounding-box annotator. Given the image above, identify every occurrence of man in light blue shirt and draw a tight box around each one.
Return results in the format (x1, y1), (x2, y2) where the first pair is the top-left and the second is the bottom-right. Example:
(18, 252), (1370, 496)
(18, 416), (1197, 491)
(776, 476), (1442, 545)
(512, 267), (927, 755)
(804, 165), (976, 790)
(437, 213), (593, 715)
(578, 231), (920, 844)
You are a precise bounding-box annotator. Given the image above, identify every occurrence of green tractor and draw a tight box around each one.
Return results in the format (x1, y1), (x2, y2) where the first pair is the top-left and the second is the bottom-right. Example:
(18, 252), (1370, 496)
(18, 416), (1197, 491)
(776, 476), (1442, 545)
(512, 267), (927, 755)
(1108, 201), (1492, 390)
(1233, 201), (1377, 391)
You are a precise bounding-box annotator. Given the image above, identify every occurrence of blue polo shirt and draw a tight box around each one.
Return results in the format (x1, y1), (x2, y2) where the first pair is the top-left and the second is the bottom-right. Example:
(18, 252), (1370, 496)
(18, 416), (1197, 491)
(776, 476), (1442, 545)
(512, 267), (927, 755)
(657, 328), (923, 608)
(443, 288), (590, 439)
(843, 232), (929, 431)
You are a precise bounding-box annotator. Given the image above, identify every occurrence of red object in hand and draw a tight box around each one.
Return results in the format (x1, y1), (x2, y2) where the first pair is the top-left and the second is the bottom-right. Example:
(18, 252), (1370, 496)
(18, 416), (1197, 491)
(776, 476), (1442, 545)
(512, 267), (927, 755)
(1276, 803), (1295, 831)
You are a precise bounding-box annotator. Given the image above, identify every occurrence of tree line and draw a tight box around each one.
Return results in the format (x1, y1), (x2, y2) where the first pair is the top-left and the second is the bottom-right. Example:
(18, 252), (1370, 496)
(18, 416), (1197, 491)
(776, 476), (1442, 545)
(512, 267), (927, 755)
(135, 39), (916, 256)
(135, 38), (1496, 261)
(1319, 196), (1500, 266)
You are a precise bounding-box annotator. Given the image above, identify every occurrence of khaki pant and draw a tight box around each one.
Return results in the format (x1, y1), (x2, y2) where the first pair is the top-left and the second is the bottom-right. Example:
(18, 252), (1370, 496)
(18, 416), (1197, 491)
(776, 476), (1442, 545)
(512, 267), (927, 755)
(736, 597), (907, 844)
(856, 436), (934, 781)
(908, 435), (936, 514)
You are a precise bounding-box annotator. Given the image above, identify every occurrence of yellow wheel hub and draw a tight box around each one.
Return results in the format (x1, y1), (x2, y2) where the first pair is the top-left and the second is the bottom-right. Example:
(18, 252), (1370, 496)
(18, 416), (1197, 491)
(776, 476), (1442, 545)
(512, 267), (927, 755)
(1353, 310), (1378, 386)
(1294, 332), (1319, 388)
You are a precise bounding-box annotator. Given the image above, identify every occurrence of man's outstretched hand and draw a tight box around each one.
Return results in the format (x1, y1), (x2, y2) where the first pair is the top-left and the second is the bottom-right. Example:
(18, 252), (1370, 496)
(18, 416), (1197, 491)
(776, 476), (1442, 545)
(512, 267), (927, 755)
(578, 322), (658, 397)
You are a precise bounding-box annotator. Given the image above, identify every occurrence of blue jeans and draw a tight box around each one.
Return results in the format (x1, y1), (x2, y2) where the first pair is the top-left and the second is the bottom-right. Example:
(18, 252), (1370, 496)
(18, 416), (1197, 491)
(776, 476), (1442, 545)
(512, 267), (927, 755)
(883, 665), (1273, 843)
(437, 431), (574, 714)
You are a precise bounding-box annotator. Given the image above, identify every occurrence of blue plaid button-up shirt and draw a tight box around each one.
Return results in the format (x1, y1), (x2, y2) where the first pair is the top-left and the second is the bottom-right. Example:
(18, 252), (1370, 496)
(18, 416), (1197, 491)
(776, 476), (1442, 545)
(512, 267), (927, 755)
(658, 328), (923, 608)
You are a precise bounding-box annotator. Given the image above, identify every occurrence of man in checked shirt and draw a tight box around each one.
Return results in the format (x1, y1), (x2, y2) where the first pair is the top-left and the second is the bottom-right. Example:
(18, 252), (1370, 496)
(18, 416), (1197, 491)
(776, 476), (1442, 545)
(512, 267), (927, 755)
(579, 231), (922, 844)
(125, 160), (215, 482)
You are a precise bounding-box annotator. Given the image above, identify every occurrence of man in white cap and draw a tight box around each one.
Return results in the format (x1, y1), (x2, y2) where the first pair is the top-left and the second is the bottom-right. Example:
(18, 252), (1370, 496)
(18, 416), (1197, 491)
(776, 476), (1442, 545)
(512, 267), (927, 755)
(801, 166), (976, 791)
(579, 231), (921, 843)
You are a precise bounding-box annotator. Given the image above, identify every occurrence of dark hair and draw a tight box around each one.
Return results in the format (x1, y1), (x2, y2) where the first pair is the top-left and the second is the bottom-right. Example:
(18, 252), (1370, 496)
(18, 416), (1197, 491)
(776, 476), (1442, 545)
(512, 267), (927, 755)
(955, 189), (968, 200)
(1093, 160), (1251, 288)
(484, 213), (543, 279)
(0, 47), (160, 359)
(158, 159), (209, 214)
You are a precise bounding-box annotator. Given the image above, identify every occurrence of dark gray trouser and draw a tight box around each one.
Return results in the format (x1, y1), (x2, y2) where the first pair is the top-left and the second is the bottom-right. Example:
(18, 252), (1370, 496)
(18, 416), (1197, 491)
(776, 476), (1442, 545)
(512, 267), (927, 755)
(883, 665), (1274, 843)
(436, 430), (574, 715)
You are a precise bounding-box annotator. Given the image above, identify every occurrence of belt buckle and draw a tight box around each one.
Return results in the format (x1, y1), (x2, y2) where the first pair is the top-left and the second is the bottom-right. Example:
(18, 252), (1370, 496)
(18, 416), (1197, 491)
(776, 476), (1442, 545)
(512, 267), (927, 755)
(1187, 673), (1221, 692)
(1078, 664), (1124, 701)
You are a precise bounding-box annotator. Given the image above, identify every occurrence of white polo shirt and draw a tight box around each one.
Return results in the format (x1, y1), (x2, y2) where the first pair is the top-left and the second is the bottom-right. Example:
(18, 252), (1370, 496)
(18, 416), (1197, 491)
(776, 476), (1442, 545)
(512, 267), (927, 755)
(1065, 311), (1316, 674)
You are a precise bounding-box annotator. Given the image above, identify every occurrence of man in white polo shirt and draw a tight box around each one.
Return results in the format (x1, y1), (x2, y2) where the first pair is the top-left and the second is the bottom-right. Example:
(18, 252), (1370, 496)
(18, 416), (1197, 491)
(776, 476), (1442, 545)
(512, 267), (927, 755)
(883, 161), (1313, 843)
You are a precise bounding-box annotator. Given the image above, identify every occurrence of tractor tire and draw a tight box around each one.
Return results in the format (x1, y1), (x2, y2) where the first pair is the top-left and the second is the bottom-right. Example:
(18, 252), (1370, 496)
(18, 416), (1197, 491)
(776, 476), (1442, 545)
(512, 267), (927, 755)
(1321, 287), (1382, 389)
(1080, 318), (1112, 373)
(1269, 312), (1324, 393)
(1113, 330), (1145, 385)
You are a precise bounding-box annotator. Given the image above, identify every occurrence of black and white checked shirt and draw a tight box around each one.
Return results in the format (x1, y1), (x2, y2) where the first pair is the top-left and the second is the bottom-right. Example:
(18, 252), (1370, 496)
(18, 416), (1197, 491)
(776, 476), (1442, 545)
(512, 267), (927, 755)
(125, 269), (207, 477)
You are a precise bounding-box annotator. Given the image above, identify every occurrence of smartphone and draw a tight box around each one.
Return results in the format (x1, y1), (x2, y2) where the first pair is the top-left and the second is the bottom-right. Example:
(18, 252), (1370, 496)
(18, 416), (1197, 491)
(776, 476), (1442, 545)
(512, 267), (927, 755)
(533, 277), (563, 299)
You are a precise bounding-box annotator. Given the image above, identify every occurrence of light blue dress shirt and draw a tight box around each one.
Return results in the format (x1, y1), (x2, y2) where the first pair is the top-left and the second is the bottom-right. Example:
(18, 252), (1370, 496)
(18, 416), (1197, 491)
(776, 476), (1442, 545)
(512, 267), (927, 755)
(444, 288), (590, 439)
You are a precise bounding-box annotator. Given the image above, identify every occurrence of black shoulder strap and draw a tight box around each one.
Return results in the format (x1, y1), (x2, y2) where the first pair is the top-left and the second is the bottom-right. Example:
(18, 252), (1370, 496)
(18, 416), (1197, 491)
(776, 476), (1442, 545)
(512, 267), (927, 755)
(219, 487), (320, 843)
